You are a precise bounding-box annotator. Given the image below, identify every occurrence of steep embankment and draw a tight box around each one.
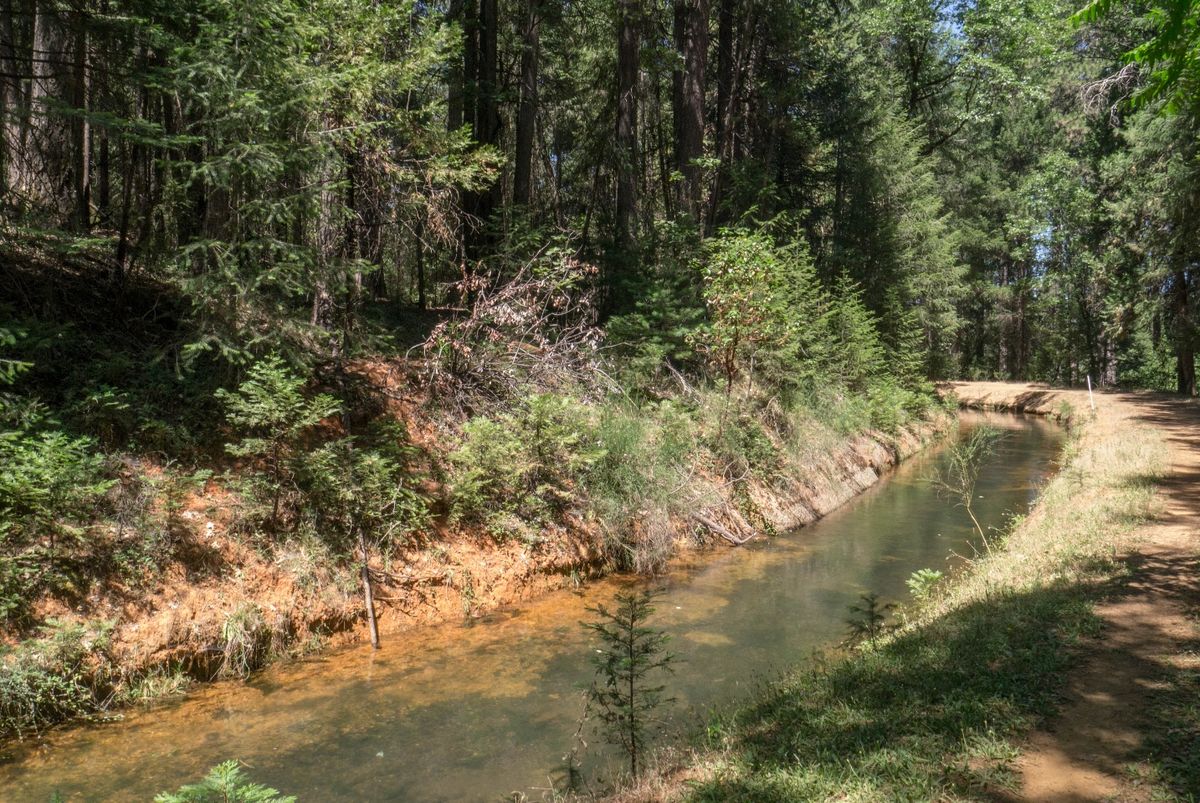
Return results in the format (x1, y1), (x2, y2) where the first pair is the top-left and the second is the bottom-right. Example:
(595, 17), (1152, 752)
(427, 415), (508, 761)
(2, 369), (947, 746)
(109, 414), (938, 678)
(953, 382), (1200, 802)
(624, 381), (1191, 802)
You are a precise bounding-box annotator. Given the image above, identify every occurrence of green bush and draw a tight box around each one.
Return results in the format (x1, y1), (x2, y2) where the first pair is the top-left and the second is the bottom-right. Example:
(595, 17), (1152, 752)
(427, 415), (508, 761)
(585, 400), (697, 569)
(0, 619), (114, 739)
(704, 402), (781, 478)
(215, 355), (340, 532)
(447, 393), (599, 532)
(298, 437), (429, 558)
(0, 427), (113, 624)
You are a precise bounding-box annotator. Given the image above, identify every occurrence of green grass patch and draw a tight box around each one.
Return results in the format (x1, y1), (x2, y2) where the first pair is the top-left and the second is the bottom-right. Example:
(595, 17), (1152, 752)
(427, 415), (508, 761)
(678, 411), (1167, 802)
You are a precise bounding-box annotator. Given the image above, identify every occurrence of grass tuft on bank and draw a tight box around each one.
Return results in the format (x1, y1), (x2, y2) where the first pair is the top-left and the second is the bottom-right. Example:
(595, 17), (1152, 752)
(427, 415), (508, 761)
(638, 404), (1167, 802)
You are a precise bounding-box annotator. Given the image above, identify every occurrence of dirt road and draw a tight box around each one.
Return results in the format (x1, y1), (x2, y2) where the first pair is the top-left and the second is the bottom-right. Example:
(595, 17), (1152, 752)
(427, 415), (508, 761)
(953, 381), (1200, 802)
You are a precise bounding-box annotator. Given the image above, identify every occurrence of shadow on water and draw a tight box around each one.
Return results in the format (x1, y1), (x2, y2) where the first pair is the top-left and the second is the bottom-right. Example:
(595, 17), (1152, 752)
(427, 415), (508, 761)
(0, 412), (1063, 802)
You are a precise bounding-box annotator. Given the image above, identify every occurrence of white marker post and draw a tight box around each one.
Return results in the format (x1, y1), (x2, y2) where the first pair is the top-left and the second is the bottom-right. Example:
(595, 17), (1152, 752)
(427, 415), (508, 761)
(1087, 375), (1096, 414)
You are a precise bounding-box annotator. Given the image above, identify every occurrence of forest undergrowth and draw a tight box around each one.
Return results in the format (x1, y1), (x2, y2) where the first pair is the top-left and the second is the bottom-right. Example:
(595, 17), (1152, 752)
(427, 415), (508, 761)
(0, 227), (943, 742)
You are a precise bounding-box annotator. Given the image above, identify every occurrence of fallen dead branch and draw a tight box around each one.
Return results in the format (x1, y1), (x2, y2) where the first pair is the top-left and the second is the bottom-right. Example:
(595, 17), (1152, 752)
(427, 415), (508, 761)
(691, 512), (757, 546)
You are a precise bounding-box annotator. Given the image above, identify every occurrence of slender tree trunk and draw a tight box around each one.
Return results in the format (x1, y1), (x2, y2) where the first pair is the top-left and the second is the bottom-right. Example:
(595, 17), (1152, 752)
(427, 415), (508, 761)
(672, 0), (707, 219)
(1174, 268), (1196, 395)
(0, 0), (19, 198)
(513, 0), (539, 206)
(463, 0), (498, 260)
(615, 0), (640, 248)
(715, 0), (733, 151)
(358, 522), (380, 649)
(447, 0), (464, 131)
(416, 222), (427, 310)
(71, 13), (90, 231)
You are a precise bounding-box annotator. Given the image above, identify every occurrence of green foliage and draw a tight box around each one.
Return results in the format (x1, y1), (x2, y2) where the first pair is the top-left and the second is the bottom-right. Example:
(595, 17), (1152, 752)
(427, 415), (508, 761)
(695, 231), (793, 392)
(0, 327), (31, 389)
(705, 404), (781, 479)
(585, 400), (697, 571)
(447, 394), (599, 533)
(0, 427), (113, 624)
(155, 760), (295, 803)
(0, 619), (114, 740)
(845, 592), (896, 646)
(691, 588), (1101, 801)
(299, 436), (429, 557)
(1074, 0), (1200, 113)
(583, 589), (675, 779)
(906, 568), (945, 601)
(216, 355), (340, 531)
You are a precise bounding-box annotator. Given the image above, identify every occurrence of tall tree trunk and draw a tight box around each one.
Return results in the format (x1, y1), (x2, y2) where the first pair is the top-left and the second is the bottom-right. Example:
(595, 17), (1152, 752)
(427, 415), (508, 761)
(463, 0), (499, 261)
(1174, 267), (1196, 395)
(615, 0), (640, 249)
(672, 0), (707, 219)
(71, 12), (89, 231)
(462, 0), (478, 130)
(513, 0), (539, 206)
(0, 0), (20, 198)
(715, 0), (733, 151)
(447, 0), (465, 131)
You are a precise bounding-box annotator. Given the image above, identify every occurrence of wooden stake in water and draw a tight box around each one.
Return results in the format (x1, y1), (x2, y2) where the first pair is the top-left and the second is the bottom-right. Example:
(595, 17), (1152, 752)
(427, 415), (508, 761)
(1087, 375), (1096, 413)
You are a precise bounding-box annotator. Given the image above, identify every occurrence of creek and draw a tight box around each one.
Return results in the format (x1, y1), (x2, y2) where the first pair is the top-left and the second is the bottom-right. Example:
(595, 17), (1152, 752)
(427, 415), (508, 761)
(0, 411), (1063, 802)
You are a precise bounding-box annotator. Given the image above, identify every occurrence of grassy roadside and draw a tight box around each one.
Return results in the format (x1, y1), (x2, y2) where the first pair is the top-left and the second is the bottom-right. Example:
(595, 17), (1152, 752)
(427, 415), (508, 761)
(622, 399), (1168, 801)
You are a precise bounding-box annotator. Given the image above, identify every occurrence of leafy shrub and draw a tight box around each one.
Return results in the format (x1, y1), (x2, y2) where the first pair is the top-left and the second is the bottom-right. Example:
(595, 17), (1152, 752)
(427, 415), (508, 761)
(0, 427), (113, 623)
(694, 231), (792, 393)
(215, 355), (340, 532)
(447, 416), (530, 524)
(705, 403), (780, 478)
(66, 385), (135, 449)
(299, 437), (429, 558)
(155, 760), (295, 803)
(447, 393), (599, 532)
(0, 619), (114, 739)
(906, 568), (945, 601)
(585, 400), (696, 570)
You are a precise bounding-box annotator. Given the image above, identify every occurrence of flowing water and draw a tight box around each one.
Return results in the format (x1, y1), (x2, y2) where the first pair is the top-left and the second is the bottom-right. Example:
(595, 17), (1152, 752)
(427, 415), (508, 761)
(0, 412), (1063, 802)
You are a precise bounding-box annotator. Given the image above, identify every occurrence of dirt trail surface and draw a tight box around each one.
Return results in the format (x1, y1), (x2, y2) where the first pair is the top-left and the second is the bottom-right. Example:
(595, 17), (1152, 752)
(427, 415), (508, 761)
(953, 381), (1200, 802)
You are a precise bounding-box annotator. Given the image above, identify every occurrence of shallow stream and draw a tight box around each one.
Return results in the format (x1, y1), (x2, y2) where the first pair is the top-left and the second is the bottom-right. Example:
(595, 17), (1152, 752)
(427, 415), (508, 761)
(0, 411), (1063, 802)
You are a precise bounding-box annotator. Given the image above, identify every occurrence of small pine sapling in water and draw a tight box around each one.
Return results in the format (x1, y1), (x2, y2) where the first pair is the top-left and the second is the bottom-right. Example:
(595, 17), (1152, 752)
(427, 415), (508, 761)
(929, 425), (1006, 551)
(582, 589), (675, 779)
(215, 355), (340, 532)
(845, 592), (895, 647)
(154, 760), (294, 803)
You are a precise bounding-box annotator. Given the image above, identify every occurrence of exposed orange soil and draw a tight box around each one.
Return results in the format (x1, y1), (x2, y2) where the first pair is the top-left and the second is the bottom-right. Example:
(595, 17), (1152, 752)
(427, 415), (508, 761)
(953, 381), (1200, 802)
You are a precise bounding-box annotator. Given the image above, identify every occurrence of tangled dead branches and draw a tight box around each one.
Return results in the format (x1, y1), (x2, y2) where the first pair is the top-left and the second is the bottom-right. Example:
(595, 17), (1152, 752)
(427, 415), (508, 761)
(419, 246), (612, 411)
(1081, 63), (1141, 125)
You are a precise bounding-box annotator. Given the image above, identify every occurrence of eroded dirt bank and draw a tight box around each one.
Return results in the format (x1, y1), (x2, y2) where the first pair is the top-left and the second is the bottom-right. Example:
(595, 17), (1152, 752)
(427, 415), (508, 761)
(953, 381), (1200, 802)
(85, 414), (945, 700)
